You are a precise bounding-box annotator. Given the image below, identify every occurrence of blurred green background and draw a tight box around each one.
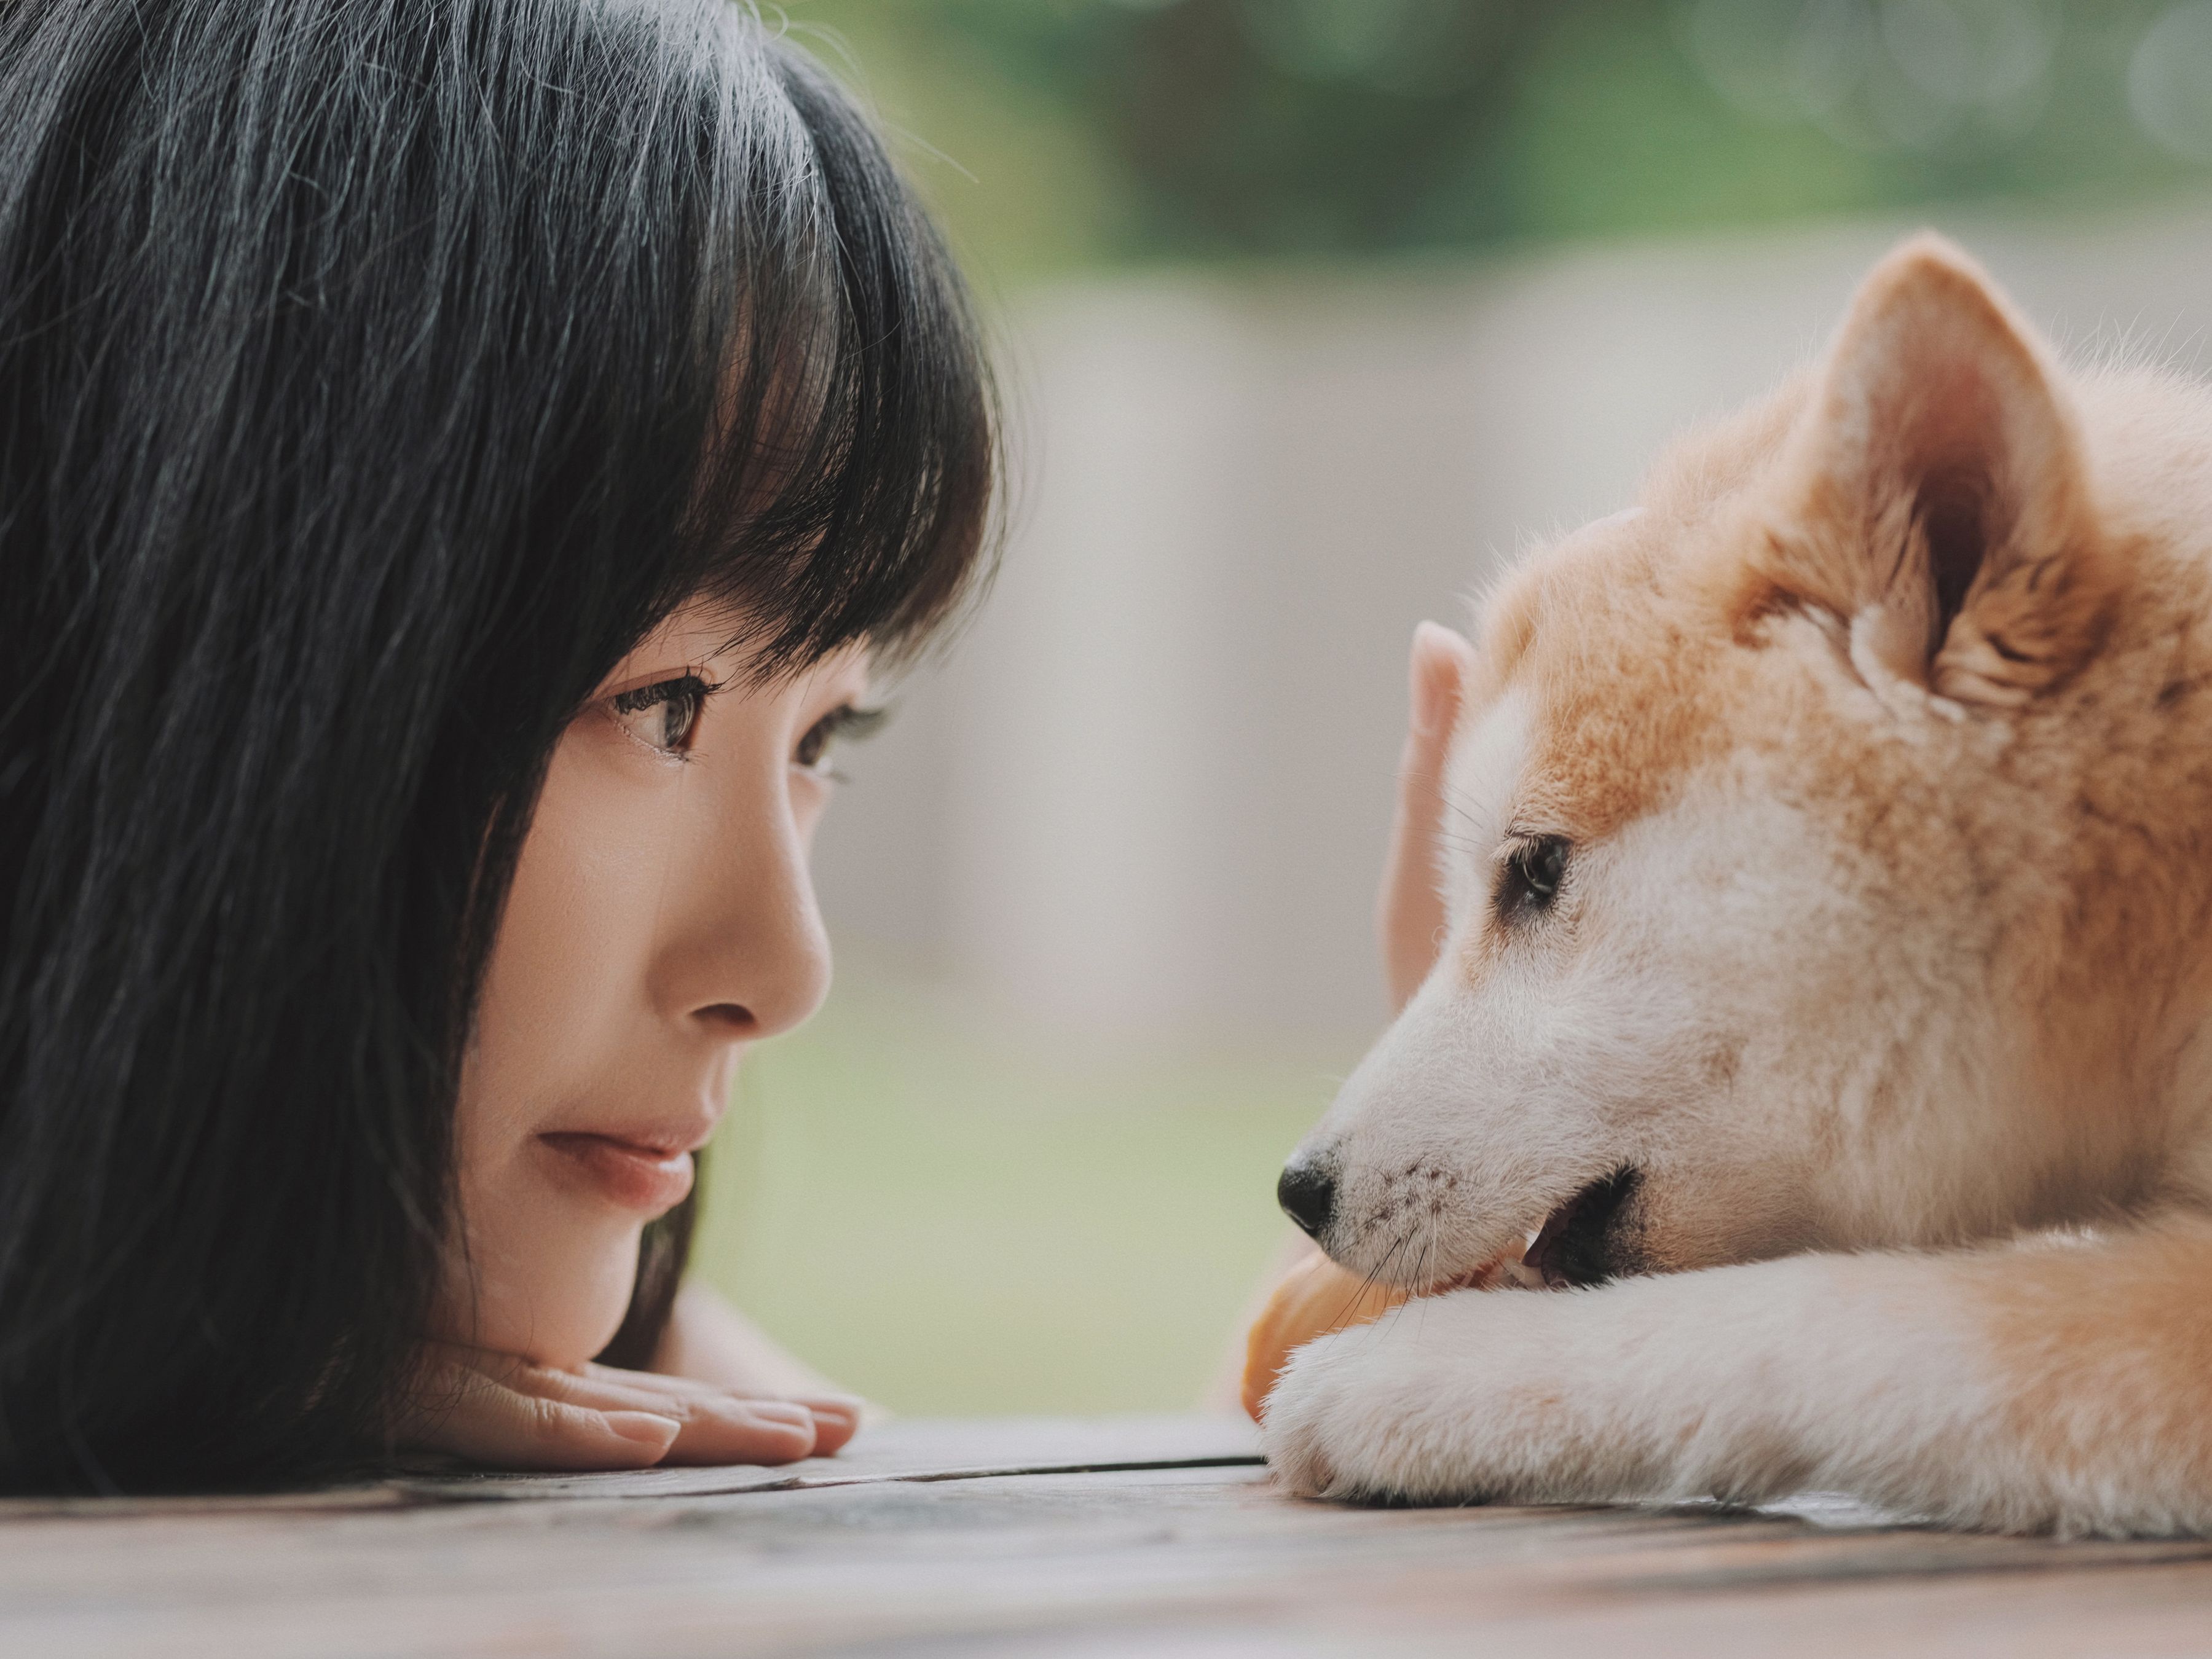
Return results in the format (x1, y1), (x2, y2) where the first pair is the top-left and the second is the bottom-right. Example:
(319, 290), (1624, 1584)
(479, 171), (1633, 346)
(692, 0), (2212, 1416)
(697, 960), (1335, 1412)
(784, 0), (2212, 284)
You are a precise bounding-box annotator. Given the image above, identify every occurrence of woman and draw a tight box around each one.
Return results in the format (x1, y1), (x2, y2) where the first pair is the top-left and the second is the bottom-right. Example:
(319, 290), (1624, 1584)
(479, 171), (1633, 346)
(0, 0), (992, 1490)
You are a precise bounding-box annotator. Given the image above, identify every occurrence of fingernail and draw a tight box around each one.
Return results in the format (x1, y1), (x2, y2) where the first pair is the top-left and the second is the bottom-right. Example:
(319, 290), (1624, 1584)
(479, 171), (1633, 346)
(741, 1401), (815, 1432)
(806, 1397), (862, 1426)
(608, 1411), (682, 1446)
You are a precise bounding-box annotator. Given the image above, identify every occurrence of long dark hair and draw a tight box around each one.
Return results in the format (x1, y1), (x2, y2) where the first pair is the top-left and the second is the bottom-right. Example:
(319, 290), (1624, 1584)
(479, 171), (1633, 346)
(0, 0), (994, 1492)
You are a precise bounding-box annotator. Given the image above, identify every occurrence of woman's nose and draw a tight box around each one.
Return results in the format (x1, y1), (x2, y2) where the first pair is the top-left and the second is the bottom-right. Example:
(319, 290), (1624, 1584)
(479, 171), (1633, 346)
(658, 796), (831, 1044)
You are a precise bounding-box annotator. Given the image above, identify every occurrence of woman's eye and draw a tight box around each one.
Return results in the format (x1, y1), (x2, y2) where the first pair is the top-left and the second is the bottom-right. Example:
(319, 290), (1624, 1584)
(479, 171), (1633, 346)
(1495, 835), (1570, 920)
(794, 704), (888, 777)
(608, 675), (709, 755)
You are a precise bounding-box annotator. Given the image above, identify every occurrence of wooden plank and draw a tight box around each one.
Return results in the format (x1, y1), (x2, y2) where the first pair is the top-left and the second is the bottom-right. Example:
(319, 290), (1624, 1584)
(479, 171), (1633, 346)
(0, 1482), (408, 1522)
(394, 1411), (1265, 1503)
(0, 1413), (1261, 1520)
(9, 1421), (2212, 1657)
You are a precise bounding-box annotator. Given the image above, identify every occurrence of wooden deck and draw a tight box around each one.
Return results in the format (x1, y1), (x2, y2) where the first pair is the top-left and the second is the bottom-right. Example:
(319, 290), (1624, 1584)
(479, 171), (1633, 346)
(12, 1415), (2212, 1656)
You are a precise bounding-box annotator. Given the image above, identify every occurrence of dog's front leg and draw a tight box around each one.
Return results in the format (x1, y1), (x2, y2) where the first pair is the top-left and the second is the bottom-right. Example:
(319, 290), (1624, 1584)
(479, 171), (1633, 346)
(1262, 1217), (2212, 1535)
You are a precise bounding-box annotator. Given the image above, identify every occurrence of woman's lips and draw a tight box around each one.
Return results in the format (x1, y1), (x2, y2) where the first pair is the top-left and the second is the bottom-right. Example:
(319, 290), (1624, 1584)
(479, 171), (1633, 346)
(538, 1132), (696, 1214)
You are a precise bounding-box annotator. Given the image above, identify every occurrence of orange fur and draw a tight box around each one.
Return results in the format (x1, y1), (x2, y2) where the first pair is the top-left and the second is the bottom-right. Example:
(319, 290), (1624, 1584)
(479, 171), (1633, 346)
(1262, 235), (2212, 1534)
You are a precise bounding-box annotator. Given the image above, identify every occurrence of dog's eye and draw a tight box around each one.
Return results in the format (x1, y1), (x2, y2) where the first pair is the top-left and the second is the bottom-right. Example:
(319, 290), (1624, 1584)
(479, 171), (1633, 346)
(1496, 836), (1568, 920)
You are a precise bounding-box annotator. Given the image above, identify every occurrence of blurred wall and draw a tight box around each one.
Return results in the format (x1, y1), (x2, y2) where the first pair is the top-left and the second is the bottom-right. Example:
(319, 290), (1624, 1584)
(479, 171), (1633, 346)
(811, 200), (2212, 1046)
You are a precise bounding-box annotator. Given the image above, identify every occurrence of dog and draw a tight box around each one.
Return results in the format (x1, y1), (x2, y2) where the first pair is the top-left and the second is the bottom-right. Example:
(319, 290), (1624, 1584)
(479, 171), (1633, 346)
(1262, 233), (2212, 1537)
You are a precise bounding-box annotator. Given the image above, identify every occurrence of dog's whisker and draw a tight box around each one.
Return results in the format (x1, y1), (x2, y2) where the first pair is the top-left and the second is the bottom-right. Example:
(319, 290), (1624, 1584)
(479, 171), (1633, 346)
(1329, 1230), (1412, 1335)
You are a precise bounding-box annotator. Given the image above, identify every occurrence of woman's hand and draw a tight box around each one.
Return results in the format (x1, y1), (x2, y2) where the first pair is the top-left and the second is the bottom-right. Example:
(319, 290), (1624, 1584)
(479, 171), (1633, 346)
(400, 1341), (863, 1471)
(1377, 619), (1479, 1013)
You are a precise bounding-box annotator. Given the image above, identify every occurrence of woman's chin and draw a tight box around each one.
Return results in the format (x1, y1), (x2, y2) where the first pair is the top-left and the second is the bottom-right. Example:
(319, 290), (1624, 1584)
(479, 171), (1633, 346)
(479, 1298), (634, 1372)
(437, 1228), (647, 1370)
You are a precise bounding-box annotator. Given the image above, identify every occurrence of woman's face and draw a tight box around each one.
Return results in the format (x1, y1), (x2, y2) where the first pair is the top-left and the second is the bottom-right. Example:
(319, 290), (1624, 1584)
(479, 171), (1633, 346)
(438, 604), (869, 1367)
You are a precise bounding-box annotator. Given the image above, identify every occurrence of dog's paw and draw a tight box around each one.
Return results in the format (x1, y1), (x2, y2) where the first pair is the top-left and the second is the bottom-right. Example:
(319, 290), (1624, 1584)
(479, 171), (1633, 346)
(1257, 1327), (1414, 1502)
(1261, 1291), (1540, 1505)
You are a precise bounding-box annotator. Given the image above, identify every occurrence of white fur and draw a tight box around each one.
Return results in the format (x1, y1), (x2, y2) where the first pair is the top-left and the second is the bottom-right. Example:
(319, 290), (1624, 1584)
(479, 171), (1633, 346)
(1269, 722), (2175, 1531)
(1438, 688), (1529, 930)
(1264, 1233), (2212, 1537)
(1262, 238), (2212, 1534)
(1304, 734), (2068, 1292)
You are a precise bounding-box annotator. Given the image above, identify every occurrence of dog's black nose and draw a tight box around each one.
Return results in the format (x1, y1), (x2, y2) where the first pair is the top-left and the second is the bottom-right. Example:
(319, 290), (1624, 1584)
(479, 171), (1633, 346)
(1277, 1158), (1336, 1241)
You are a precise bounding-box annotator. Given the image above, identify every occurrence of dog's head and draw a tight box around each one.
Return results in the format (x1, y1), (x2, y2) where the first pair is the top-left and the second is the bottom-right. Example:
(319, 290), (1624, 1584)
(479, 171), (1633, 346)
(1285, 234), (2205, 1292)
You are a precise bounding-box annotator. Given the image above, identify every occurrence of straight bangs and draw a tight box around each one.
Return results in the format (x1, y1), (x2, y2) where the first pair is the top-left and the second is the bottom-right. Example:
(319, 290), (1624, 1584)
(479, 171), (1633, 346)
(678, 39), (998, 682)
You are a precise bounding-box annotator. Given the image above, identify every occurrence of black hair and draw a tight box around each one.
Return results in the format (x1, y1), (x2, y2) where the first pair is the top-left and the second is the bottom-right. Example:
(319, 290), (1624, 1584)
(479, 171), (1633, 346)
(0, 0), (994, 1491)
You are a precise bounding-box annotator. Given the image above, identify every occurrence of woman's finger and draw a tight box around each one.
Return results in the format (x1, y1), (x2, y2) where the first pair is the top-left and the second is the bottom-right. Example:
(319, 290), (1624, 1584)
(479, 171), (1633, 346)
(707, 1391), (860, 1457)
(793, 1395), (861, 1456)
(575, 1360), (864, 1453)
(400, 1357), (680, 1471)
(1378, 620), (1478, 1012)
(535, 1362), (849, 1465)
(408, 1346), (854, 1470)
(562, 1368), (817, 1465)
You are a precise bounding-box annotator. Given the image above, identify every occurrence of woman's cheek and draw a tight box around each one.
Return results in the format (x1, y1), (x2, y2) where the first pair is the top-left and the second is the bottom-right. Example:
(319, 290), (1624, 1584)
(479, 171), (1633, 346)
(433, 729), (670, 1367)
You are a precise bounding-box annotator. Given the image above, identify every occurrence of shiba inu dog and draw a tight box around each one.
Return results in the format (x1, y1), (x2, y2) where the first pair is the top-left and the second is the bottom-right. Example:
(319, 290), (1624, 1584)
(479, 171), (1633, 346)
(1262, 234), (2212, 1537)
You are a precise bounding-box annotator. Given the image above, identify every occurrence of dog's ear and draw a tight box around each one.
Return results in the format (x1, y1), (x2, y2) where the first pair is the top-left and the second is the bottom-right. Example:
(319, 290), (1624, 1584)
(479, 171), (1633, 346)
(1760, 234), (2109, 707)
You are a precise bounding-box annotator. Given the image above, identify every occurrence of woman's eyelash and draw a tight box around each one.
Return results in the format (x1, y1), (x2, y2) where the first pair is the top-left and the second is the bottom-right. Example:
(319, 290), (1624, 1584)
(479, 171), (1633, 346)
(795, 704), (889, 775)
(607, 672), (714, 755)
